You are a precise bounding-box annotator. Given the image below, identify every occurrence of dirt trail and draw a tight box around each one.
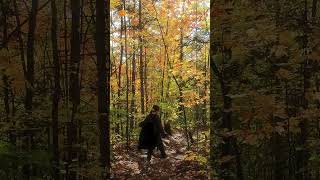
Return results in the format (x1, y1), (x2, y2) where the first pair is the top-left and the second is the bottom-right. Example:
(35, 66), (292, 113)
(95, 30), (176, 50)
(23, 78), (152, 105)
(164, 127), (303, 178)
(111, 132), (209, 179)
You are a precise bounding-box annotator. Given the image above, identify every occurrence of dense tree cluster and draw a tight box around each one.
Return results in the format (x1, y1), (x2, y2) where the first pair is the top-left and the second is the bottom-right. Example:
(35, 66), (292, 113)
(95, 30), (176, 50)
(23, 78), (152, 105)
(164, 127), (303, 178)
(0, 0), (209, 179)
(210, 0), (320, 179)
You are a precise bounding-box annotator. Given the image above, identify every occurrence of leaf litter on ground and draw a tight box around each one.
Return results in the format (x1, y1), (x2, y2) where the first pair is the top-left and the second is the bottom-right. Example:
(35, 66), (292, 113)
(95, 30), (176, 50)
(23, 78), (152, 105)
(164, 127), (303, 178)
(111, 131), (209, 179)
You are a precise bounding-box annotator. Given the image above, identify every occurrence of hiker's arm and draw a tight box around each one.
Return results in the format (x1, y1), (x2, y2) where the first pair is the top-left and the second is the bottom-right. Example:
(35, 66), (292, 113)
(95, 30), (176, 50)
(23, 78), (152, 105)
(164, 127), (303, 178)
(139, 120), (145, 127)
(156, 117), (166, 137)
(139, 120), (146, 127)
(139, 115), (149, 127)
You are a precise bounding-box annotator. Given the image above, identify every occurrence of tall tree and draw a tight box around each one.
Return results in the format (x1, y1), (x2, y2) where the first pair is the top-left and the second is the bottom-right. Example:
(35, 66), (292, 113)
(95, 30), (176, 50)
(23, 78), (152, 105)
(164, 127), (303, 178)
(25, 0), (39, 112)
(13, 0), (27, 87)
(70, 0), (81, 121)
(122, 0), (130, 148)
(117, 6), (124, 135)
(144, 47), (148, 111)
(67, 0), (81, 178)
(210, 1), (215, 170)
(51, 0), (60, 179)
(297, 0), (311, 179)
(95, 0), (110, 178)
(131, 45), (136, 130)
(129, 0), (137, 132)
(139, 0), (145, 114)
(312, 0), (318, 17)
(210, 1), (243, 179)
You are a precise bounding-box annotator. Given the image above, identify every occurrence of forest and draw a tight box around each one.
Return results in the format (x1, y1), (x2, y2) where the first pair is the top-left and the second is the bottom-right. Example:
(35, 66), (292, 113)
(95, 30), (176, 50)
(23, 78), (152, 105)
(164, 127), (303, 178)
(0, 0), (319, 179)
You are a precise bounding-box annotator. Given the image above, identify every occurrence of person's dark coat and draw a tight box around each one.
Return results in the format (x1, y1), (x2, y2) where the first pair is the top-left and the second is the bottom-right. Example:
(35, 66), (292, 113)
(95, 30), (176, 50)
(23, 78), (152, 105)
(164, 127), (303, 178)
(138, 113), (165, 150)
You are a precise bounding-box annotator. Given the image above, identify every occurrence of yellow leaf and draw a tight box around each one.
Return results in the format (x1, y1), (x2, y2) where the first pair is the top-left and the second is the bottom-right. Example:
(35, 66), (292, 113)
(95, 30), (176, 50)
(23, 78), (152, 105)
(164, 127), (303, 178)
(111, 0), (121, 8)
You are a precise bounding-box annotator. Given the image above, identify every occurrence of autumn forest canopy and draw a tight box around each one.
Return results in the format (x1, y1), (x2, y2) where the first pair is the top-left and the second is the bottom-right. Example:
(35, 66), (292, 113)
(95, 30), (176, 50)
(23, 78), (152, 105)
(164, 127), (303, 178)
(0, 0), (320, 179)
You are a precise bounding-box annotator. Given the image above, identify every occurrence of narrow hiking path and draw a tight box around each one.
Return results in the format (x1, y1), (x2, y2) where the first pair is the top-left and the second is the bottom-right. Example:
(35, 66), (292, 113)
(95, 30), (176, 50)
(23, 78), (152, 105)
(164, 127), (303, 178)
(111, 131), (209, 179)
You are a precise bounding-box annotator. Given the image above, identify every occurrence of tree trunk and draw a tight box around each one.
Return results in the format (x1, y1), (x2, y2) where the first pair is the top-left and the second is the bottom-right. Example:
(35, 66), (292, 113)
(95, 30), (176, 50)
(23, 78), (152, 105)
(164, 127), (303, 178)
(139, 0), (145, 114)
(131, 45), (136, 130)
(2, 73), (10, 120)
(297, 1), (310, 179)
(312, 0), (318, 17)
(70, 0), (81, 113)
(64, 0), (69, 98)
(0, 0), (8, 47)
(95, 0), (110, 178)
(51, 0), (60, 179)
(122, 0), (130, 149)
(25, 0), (38, 113)
(144, 47), (148, 111)
(21, 1), (39, 178)
(13, 0), (27, 79)
(116, 11), (124, 135)
(68, 0), (81, 178)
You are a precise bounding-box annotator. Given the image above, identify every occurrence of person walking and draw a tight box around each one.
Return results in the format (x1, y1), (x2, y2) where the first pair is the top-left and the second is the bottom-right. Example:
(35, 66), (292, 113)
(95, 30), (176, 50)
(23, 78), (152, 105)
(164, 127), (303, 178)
(138, 105), (167, 161)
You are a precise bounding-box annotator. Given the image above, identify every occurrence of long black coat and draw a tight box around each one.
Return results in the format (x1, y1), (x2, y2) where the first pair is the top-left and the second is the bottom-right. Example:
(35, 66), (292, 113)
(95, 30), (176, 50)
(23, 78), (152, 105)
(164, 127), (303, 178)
(138, 113), (165, 150)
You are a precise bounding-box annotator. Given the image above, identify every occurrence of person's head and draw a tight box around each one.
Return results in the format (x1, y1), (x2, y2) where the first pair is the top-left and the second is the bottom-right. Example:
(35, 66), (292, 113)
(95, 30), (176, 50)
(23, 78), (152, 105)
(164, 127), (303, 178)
(151, 105), (160, 115)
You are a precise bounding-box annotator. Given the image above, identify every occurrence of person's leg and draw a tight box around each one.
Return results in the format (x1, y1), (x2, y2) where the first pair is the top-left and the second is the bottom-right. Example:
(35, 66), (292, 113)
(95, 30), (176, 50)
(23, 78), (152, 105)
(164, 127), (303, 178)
(158, 142), (166, 158)
(147, 148), (153, 161)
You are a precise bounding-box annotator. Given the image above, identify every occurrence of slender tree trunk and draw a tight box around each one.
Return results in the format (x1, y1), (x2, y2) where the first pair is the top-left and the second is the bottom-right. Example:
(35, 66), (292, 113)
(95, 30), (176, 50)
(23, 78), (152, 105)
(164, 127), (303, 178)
(1, 0), (9, 48)
(139, 0), (145, 114)
(210, 1), (243, 179)
(202, 54), (208, 126)
(172, 76), (190, 148)
(312, 0), (318, 17)
(25, 0), (38, 113)
(64, 0), (69, 97)
(95, 0), (110, 178)
(2, 73), (10, 120)
(22, 1), (39, 178)
(116, 13), (124, 135)
(70, 0), (81, 114)
(176, 27), (190, 148)
(144, 47), (148, 111)
(179, 0), (184, 63)
(68, 0), (81, 178)
(12, 0), (24, 148)
(131, 45), (136, 130)
(123, 0), (130, 149)
(51, 0), (60, 179)
(272, 1), (286, 179)
(160, 47), (166, 101)
(10, 87), (15, 117)
(130, 0), (137, 130)
(297, 1), (311, 179)
(13, 0), (27, 85)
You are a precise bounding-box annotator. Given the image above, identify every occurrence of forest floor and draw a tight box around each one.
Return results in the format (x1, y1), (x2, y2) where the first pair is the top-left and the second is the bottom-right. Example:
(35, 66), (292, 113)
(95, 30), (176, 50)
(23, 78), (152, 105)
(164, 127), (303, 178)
(111, 131), (209, 179)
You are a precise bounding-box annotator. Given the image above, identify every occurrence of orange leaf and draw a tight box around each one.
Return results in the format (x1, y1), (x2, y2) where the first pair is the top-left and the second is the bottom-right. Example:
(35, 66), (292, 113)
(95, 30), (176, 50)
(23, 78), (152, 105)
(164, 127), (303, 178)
(119, 10), (126, 17)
